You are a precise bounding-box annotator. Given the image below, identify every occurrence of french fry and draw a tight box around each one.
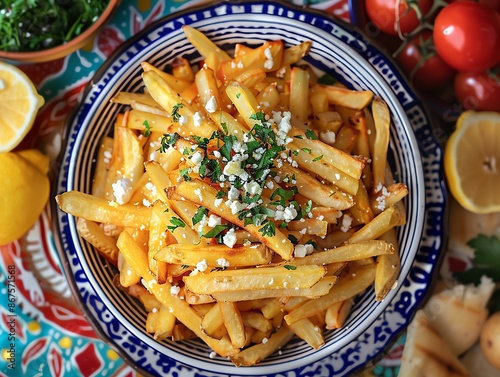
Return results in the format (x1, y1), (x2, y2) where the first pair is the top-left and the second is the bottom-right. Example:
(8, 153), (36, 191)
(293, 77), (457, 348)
(325, 299), (353, 329)
(92, 136), (113, 198)
(201, 303), (226, 338)
(184, 265), (326, 295)
(288, 318), (324, 349)
(76, 218), (119, 265)
(141, 61), (192, 93)
(289, 240), (393, 266)
(281, 41), (312, 67)
(284, 264), (375, 325)
(155, 243), (273, 267)
(56, 191), (152, 229)
(241, 311), (272, 333)
(371, 97), (391, 190)
(347, 206), (401, 244)
(111, 91), (160, 108)
(313, 83), (374, 110)
(374, 228), (401, 301)
(230, 326), (294, 367)
(210, 276), (337, 302)
(289, 67), (309, 123)
(219, 301), (246, 349)
(182, 25), (231, 64)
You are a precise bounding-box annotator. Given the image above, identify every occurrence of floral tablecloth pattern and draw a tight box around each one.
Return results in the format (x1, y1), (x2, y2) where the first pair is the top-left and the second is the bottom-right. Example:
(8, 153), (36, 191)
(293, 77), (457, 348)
(0, 1), (408, 376)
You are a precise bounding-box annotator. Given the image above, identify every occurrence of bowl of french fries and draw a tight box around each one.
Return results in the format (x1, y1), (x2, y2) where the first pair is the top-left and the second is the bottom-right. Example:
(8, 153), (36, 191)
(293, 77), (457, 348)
(53, 0), (446, 376)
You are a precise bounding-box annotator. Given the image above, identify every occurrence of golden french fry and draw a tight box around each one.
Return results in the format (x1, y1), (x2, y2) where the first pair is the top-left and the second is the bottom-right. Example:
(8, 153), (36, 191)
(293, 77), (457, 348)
(241, 311), (272, 333)
(56, 191), (152, 229)
(230, 326), (294, 367)
(281, 41), (312, 67)
(92, 136), (113, 198)
(201, 303), (227, 339)
(155, 243), (272, 267)
(347, 206), (401, 244)
(289, 67), (309, 122)
(288, 318), (324, 349)
(182, 25), (231, 64)
(314, 83), (373, 110)
(284, 264), (375, 325)
(371, 97), (391, 190)
(184, 265), (326, 295)
(118, 252), (141, 287)
(76, 218), (119, 265)
(325, 299), (353, 329)
(210, 276), (337, 302)
(141, 62), (192, 93)
(219, 301), (246, 349)
(290, 240), (393, 266)
(374, 228), (401, 301)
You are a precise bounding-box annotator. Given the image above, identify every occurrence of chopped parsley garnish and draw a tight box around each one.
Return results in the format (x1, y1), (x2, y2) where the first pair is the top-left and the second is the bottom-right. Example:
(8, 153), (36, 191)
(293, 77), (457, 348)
(288, 234), (299, 245)
(179, 168), (191, 181)
(158, 133), (179, 153)
(305, 129), (318, 140)
(301, 148), (311, 154)
(143, 120), (152, 137)
(284, 265), (297, 270)
(313, 155), (324, 162)
(259, 220), (276, 237)
(171, 103), (183, 123)
(193, 206), (209, 225)
(168, 217), (186, 232)
(202, 224), (229, 239)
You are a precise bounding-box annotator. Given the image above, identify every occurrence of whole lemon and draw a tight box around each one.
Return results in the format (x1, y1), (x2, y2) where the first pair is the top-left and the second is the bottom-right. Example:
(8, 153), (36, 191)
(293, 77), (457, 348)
(0, 149), (50, 245)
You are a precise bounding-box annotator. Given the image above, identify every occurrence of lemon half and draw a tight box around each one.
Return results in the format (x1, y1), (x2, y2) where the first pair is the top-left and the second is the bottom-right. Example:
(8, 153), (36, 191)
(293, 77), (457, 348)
(0, 62), (44, 153)
(444, 111), (500, 214)
(0, 150), (50, 245)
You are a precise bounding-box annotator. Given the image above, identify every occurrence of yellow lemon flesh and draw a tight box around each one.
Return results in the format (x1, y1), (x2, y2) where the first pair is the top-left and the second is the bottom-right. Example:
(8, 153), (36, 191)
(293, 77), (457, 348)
(444, 111), (500, 214)
(0, 149), (50, 245)
(0, 61), (44, 153)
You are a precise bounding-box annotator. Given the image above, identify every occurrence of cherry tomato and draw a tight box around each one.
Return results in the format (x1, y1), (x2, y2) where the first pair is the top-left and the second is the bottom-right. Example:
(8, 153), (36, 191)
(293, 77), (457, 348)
(365, 0), (433, 36)
(454, 69), (500, 111)
(397, 30), (456, 91)
(433, 2), (500, 71)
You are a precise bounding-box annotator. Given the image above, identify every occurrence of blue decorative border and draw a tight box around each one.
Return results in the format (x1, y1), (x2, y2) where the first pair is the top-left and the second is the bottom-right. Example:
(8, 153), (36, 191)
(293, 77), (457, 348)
(53, 1), (446, 376)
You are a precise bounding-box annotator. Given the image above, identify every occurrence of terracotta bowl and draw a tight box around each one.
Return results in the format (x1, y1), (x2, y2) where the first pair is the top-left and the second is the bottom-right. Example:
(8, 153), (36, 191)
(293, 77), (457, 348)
(0, 0), (121, 63)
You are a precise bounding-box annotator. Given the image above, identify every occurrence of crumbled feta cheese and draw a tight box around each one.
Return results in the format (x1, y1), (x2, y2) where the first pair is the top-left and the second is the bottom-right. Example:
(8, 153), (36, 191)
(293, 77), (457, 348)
(207, 214), (222, 227)
(170, 285), (181, 296)
(111, 177), (133, 204)
(205, 96), (217, 113)
(294, 243), (314, 257)
(196, 259), (208, 272)
(283, 205), (298, 222)
(178, 115), (188, 125)
(262, 337), (269, 344)
(213, 150), (221, 159)
(142, 199), (151, 207)
(194, 188), (203, 201)
(228, 186), (240, 200)
(214, 198), (223, 208)
(191, 151), (203, 164)
(193, 111), (203, 127)
(340, 214), (353, 232)
(223, 228), (237, 248)
(243, 181), (262, 196)
(216, 258), (230, 268)
(320, 130), (336, 144)
(223, 160), (245, 176)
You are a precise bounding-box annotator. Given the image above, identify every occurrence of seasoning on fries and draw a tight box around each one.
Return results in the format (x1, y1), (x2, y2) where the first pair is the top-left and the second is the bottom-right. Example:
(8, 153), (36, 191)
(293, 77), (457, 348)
(55, 25), (409, 366)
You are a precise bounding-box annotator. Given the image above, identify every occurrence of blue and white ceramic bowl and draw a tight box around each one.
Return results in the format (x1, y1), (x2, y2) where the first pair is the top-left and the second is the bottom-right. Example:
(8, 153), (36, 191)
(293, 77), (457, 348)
(53, 1), (446, 376)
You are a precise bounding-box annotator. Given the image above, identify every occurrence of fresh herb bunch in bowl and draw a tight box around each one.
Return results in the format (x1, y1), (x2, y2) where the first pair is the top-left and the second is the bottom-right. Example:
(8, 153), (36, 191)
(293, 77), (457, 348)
(0, 0), (120, 62)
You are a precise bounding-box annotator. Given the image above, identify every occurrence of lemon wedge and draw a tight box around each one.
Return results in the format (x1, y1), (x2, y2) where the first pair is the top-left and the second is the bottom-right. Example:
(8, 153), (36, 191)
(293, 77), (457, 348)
(0, 149), (50, 245)
(0, 61), (44, 153)
(444, 111), (500, 214)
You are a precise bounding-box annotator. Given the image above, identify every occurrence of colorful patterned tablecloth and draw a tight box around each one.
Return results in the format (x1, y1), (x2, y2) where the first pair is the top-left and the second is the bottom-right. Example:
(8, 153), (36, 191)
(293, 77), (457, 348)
(0, 0), (421, 376)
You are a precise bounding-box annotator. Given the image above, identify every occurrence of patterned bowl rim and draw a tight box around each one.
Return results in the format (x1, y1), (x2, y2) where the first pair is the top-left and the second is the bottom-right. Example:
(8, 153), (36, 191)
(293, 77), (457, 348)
(52, 0), (447, 376)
